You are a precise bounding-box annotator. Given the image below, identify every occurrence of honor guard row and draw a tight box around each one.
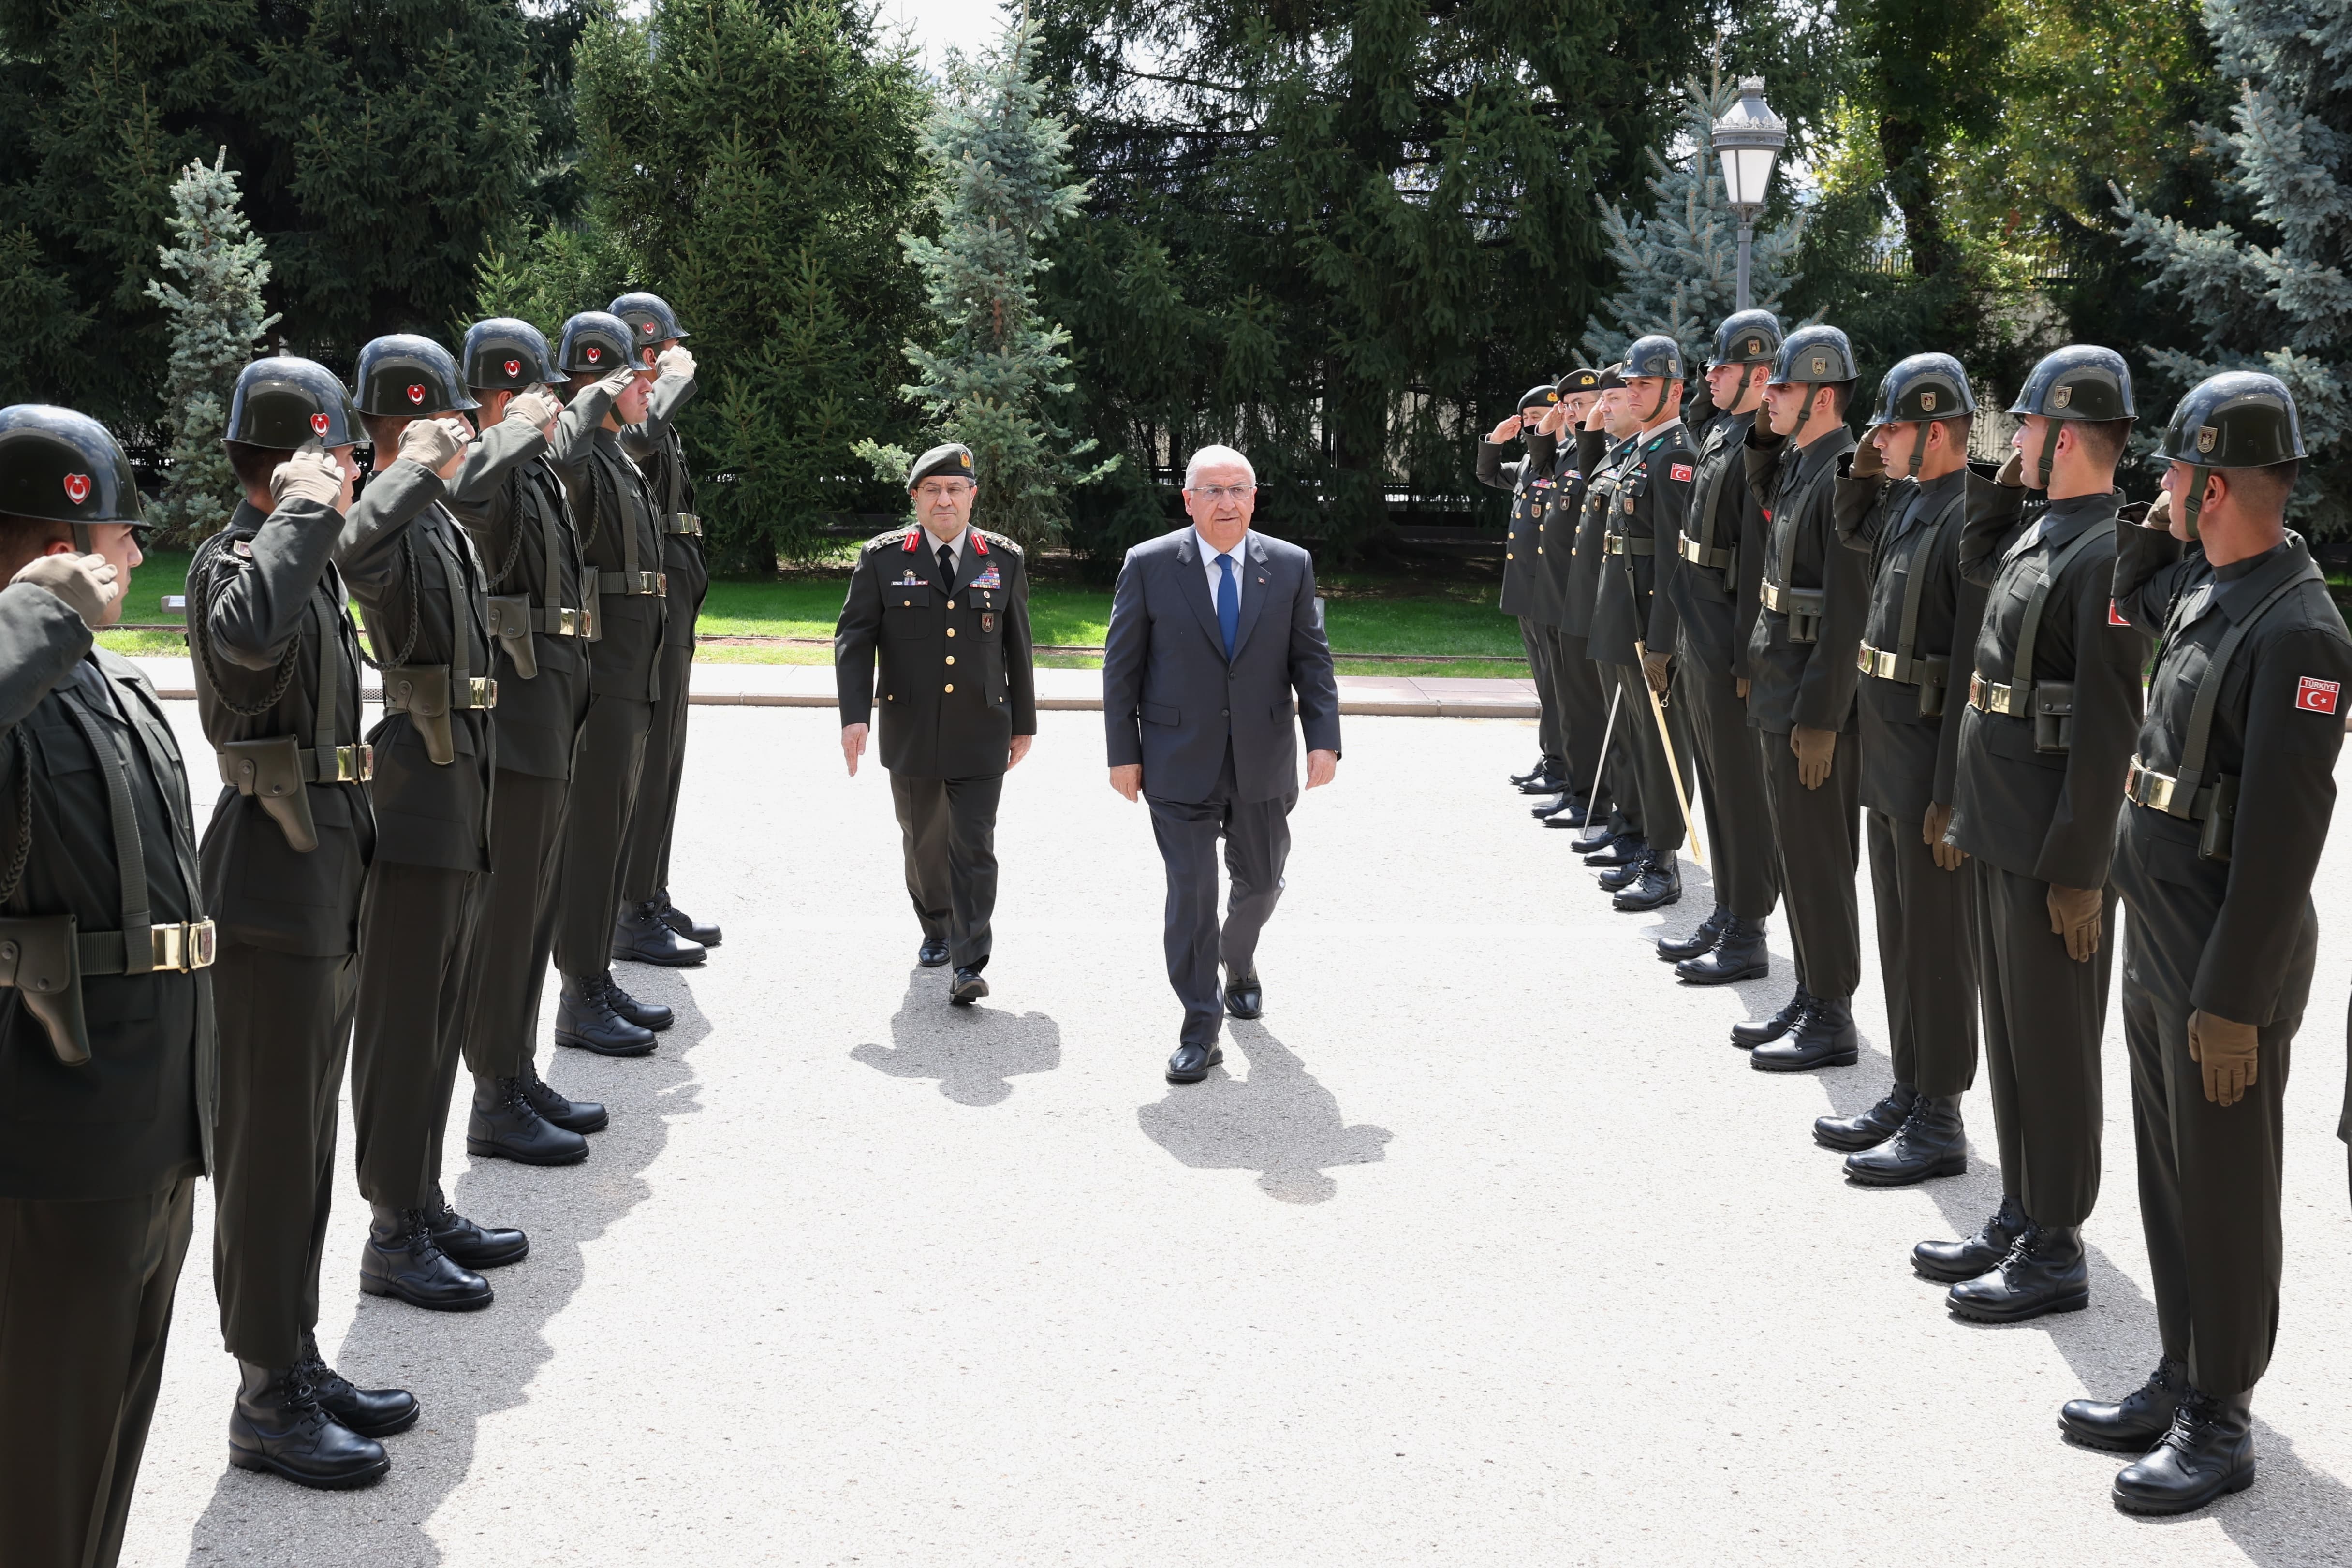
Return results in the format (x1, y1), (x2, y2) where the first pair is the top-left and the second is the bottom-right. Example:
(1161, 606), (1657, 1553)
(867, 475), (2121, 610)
(1482, 316), (2351, 1517)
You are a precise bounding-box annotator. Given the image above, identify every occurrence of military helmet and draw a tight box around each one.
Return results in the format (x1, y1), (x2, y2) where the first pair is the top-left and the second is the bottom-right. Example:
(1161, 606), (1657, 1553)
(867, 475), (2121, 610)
(1768, 324), (1858, 386)
(1623, 334), (1686, 381)
(462, 318), (556, 393)
(228, 355), (358, 448)
(1710, 310), (1782, 369)
(2009, 345), (2133, 421)
(353, 334), (478, 417)
(1556, 366), (1602, 396)
(557, 312), (637, 379)
(1871, 353), (1977, 425)
(1517, 383), (1562, 414)
(609, 291), (688, 361)
(0, 404), (146, 552)
(2158, 370), (2304, 469)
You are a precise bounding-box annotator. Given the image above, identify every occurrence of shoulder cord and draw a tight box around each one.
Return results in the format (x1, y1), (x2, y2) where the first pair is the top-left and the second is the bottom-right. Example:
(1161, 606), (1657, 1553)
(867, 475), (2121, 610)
(0, 728), (29, 904)
(354, 530), (424, 672)
(488, 464), (529, 589)
(186, 533), (300, 718)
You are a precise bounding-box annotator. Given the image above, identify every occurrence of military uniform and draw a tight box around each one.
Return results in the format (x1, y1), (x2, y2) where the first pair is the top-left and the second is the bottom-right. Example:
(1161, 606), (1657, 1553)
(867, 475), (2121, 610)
(1565, 427), (1643, 845)
(1477, 415), (1563, 785)
(1533, 389), (1613, 821)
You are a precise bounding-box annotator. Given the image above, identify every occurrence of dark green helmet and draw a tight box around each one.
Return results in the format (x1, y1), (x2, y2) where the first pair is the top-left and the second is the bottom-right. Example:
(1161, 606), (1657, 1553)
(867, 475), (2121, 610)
(2159, 370), (2305, 469)
(1518, 383), (1562, 414)
(0, 404), (146, 552)
(2009, 345), (2133, 421)
(1624, 334), (1685, 381)
(353, 334), (478, 417)
(557, 312), (637, 379)
(1710, 310), (1782, 368)
(1556, 366), (1602, 396)
(462, 318), (555, 393)
(1768, 324), (1857, 386)
(228, 355), (358, 448)
(1871, 353), (1976, 425)
(609, 291), (688, 361)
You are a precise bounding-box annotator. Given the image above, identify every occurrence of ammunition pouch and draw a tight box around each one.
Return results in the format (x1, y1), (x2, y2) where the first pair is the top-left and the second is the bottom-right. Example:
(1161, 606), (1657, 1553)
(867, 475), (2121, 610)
(218, 736), (318, 852)
(2031, 681), (2075, 754)
(2126, 755), (2243, 863)
(1764, 581), (1825, 645)
(2200, 774), (2241, 861)
(1855, 641), (1951, 718)
(381, 666), (497, 766)
(1918, 669), (1949, 719)
(485, 595), (539, 680)
(0, 914), (88, 1067)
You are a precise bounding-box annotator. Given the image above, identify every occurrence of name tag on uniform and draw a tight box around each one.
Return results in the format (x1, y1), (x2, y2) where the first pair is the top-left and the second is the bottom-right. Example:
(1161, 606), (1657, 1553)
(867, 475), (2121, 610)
(972, 565), (1002, 589)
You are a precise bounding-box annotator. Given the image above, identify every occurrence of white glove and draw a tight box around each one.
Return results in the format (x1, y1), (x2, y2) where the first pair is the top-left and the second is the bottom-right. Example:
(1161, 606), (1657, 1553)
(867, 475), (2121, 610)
(505, 388), (563, 432)
(13, 552), (118, 627)
(397, 416), (470, 474)
(655, 345), (696, 381)
(593, 365), (636, 399)
(270, 446), (344, 508)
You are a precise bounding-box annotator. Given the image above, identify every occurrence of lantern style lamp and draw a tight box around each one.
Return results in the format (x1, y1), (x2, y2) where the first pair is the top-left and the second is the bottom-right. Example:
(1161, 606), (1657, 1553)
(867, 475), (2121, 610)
(1712, 77), (1788, 310)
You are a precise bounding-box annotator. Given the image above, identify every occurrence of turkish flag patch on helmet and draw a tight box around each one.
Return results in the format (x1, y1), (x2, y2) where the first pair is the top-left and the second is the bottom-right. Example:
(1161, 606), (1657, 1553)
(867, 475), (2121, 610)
(310, 412), (330, 435)
(62, 472), (90, 504)
(585, 346), (602, 363)
(2295, 676), (2340, 714)
(406, 383), (425, 405)
(504, 359), (522, 378)
(1670, 463), (1694, 483)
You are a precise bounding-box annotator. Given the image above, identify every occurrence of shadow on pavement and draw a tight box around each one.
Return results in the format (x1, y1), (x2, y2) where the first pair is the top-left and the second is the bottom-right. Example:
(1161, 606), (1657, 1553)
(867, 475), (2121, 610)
(851, 968), (1062, 1107)
(1136, 1021), (1392, 1204)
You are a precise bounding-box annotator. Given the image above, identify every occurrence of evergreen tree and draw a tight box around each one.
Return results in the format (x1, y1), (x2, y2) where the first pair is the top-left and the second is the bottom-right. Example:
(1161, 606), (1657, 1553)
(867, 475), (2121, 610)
(1581, 67), (1807, 369)
(144, 150), (280, 545)
(2114, 0), (2352, 533)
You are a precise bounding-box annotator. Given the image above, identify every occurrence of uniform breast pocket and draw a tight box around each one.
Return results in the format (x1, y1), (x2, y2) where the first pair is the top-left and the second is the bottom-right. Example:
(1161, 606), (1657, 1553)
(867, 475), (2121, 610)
(885, 583), (931, 635)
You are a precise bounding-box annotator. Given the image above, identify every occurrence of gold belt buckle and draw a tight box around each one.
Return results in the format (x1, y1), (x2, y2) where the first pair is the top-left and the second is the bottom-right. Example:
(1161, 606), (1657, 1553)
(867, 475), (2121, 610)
(1677, 535), (1706, 564)
(466, 676), (499, 709)
(556, 607), (582, 636)
(1763, 582), (1784, 612)
(672, 513), (703, 536)
(152, 919), (217, 972)
(332, 744), (373, 783)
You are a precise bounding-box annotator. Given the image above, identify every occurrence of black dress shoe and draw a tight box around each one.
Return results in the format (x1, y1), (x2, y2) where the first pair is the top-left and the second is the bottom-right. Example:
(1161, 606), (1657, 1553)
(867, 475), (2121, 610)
(1224, 970), (1263, 1019)
(1913, 1194), (2029, 1283)
(1678, 917), (1768, 984)
(1544, 798), (1606, 829)
(1529, 792), (1572, 819)
(1751, 993), (1858, 1072)
(1845, 1094), (1966, 1185)
(1587, 833), (1647, 871)
(1517, 768), (1566, 795)
(1948, 1223), (2088, 1323)
(522, 1060), (608, 1134)
(1571, 812), (1630, 854)
(612, 900), (707, 967)
(1166, 1042), (1223, 1083)
(467, 1075), (590, 1166)
(1729, 984), (1808, 1048)
(1507, 756), (1549, 787)
(949, 966), (990, 1005)
(227, 1363), (389, 1489)
(1613, 852), (1681, 911)
(554, 973), (658, 1057)
(917, 938), (950, 967)
(426, 1192), (529, 1271)
(359, 1208), (492, 1311)
(295, 1333), (418, 1438)
(2062, 1356), (2189, 1452)
(2112, 1390), (2255, 1515)
(603, 973), (674, 1031)
(1814, 1081), (1916, 1152)
(1656, 906), (1730, 962)
(654, 890), (721, 946)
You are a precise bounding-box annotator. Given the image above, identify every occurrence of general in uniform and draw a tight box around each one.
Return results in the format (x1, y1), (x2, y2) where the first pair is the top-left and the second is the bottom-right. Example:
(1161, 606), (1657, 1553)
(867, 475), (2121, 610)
(1477, 384), (1565, 797)
(1562, 373), (1647, 859)
(1529, 368), (1611, 829)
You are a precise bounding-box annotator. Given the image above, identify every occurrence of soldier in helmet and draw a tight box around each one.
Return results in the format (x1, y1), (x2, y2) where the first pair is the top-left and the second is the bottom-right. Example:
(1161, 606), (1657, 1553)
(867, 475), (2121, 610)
(2066, 372), (2349, 1515)
(1733, 324), (1867, 1069)
(1528, 367), (1612, 829)
(189, 357), (413, 1486)
(0, 405), (211, 1560)
(1914, 345), (2149, 1323)
(335, 334), (527, 1313)
(1478, 383), (1567, 798)
(443, 319), (607, 1167)
(1820, 352), (1985, 1184)
(1655, 311), (1784, 980)
(608, 292), (720, 962)
(1561, 367), (1649, 861)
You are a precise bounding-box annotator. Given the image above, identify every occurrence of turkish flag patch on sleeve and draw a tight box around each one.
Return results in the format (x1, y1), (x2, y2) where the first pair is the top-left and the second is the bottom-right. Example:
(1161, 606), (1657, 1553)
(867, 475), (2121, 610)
(2295, 676), (2340, 714)
(2108, 599), (2130, 627)
(1669, 462), (1694, 483)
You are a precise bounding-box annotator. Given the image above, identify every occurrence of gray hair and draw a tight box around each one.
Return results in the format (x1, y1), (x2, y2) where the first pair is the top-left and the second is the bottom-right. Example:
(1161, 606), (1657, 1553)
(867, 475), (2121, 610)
(1183, 444), (1256, 490)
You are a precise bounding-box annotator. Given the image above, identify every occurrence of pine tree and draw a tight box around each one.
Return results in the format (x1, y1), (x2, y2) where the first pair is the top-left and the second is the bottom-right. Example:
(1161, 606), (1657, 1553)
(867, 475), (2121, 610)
(2113, 0), (2352, 533)
(144, 151), (280, 545)
(1581, 67), (1806, 369)
(889, 11), (1113, 553)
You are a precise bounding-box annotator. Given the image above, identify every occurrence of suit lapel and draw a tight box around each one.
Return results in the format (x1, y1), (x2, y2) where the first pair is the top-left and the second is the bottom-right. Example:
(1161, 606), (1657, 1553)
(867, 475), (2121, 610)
(1227, 533), (1274, 662)
(1175, 530), (1228, 658)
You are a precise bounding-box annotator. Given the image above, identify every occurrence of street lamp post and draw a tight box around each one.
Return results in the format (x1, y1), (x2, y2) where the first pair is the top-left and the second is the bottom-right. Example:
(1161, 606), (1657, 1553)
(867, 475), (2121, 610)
(1712, 77), (1788, 312)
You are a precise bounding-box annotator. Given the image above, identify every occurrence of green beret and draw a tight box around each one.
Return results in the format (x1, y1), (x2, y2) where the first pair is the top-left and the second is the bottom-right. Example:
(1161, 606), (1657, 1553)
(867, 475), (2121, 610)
(1557, 367), (1602, 395)
(1595, 362), (1627, 391)
(908, 442), (976, 488)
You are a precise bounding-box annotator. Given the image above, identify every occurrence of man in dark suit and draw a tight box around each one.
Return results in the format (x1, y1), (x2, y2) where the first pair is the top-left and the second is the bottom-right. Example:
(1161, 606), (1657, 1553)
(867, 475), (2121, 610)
(1102, 445), (1342, 1083)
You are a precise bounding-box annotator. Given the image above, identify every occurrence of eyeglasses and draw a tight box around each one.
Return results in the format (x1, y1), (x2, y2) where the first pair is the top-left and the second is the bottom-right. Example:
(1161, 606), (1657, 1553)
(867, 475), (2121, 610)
(1189, 484), (1255, 501)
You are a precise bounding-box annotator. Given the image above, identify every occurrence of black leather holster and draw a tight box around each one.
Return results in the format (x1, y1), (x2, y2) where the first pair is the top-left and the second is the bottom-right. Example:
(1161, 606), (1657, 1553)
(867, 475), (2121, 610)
(219, 735), (319, 852)
(0, 914), (89, 1066)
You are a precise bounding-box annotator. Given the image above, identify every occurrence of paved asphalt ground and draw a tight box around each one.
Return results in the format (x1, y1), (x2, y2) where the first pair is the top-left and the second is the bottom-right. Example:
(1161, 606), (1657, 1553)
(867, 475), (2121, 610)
(117, 703), (2352, 1567)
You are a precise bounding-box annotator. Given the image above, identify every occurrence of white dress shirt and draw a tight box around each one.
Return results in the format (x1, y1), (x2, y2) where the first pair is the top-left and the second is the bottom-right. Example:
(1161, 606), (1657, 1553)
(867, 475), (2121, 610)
(1193, 527), (1250, 612)
(921, 523), (969, 576)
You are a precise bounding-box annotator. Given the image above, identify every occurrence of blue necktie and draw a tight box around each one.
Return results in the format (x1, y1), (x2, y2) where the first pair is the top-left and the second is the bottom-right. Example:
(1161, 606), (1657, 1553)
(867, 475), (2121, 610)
(1215, 552), (1239, 659)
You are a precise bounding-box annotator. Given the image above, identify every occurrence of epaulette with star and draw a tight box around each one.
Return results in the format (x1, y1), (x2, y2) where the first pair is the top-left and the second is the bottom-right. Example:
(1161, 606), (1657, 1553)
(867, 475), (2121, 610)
(864, 527), (909, 553)
(976, 529), (1021, 556)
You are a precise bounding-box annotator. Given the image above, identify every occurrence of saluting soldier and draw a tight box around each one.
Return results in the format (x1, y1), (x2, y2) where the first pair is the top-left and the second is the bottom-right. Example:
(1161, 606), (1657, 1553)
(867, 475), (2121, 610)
(609, 291), (721, 963)
(1563, 372), (1646, 857)
(1821, 353), (1985, 1184)
(337, 335), (525, 1311)
(1529, 368), (1610, 827)
(1916, 345), (2147, 1322)
(1657, 312), (1783, 980)
(2064, 373), (2349, 1515)
(1734, 325), (1867, 1068)
(835, 444), (1038, 1003)
(445, 319), (606, 1166)
(190, 358), (412, 1488)
(0, 406), (213, 1564)
(1477, 385), (1565, 796)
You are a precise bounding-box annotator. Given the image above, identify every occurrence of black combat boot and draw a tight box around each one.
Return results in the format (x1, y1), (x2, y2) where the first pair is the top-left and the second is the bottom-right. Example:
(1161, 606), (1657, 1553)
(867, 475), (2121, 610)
(2112, 1389), (2255, 1515)
(555, 972), (657, 1057)
(1656, 906), (1729, 963)
(603, 972), (675, 1031)
(294, 1332), (419, 1438)
(1947, 1222), (2088, 1323)
(1613, 852), (1681, 911)
(227, 1362), (389, 1489)
(1730, 984), (1809, 1047)
(1814, 1081), (1918, 1153)
(612, 899), (706, 967)
(1571, 810), (1631, 855)
(654, 889), (721, 946)
(467, 1074), (590, 1166)
(521, 1059), (608, 1134)
(1912, 1194), (2028, 1283)
(426, 1189), (529, 1271)
(1845, 1094), (1965, 1185)
(359, 1206), (492, 1311)
(1750, 993), (1858, 1072)
(1679, 917), (1768, 985)
(1588, 834), (1648, 872)
(2062, 1356), (2189, 1451)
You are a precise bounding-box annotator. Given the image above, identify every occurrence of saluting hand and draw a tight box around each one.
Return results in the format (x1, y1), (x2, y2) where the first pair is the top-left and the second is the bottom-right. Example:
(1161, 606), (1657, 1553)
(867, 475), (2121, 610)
(270, 445), (345, 510)
(12, 551), (118, 628)
(1485, 414), (1523, 445)
(841, 722), (868, 777)
(655, 345), (697, 382)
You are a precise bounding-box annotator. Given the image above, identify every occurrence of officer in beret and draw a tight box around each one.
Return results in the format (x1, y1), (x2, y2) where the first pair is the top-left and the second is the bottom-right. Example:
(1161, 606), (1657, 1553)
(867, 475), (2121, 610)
(1478, 384), (1566, 796)
(835, 444), (1037, 1003)
(1527, 368), (1610, 827)
(1562, 367), (1649, 859)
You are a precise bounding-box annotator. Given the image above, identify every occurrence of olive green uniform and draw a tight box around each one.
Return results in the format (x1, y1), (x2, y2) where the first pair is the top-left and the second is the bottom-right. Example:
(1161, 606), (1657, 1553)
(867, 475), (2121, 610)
(1588, 419), (1698, 855)
(617, 372), (707, 912)
(1477, 431), (1564, 775)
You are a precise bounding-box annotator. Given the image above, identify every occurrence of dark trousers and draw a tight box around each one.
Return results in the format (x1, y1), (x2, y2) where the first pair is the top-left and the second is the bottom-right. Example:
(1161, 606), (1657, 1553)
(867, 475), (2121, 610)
(352, 862), (487, 1210)
(212, 944), (356, 1365)
(889, 771), (1004, 971)
(1976, 860), (2115, 1229)
(0, 1177), (194, 1568)
(1757, 727), (1862, 998)
(1146, 751), (1297, 1049)
(1519, 616), (1563, 769)
(1612, 664), (1689, 854)
(1549, 629), (1612, 807)
(555, 691), (653, 978)
(1866, 808), (1978, 1095)
(621, 640), (695, 903)
(464, 771), (570, 1081)
(1674, 643), (1778, 920)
